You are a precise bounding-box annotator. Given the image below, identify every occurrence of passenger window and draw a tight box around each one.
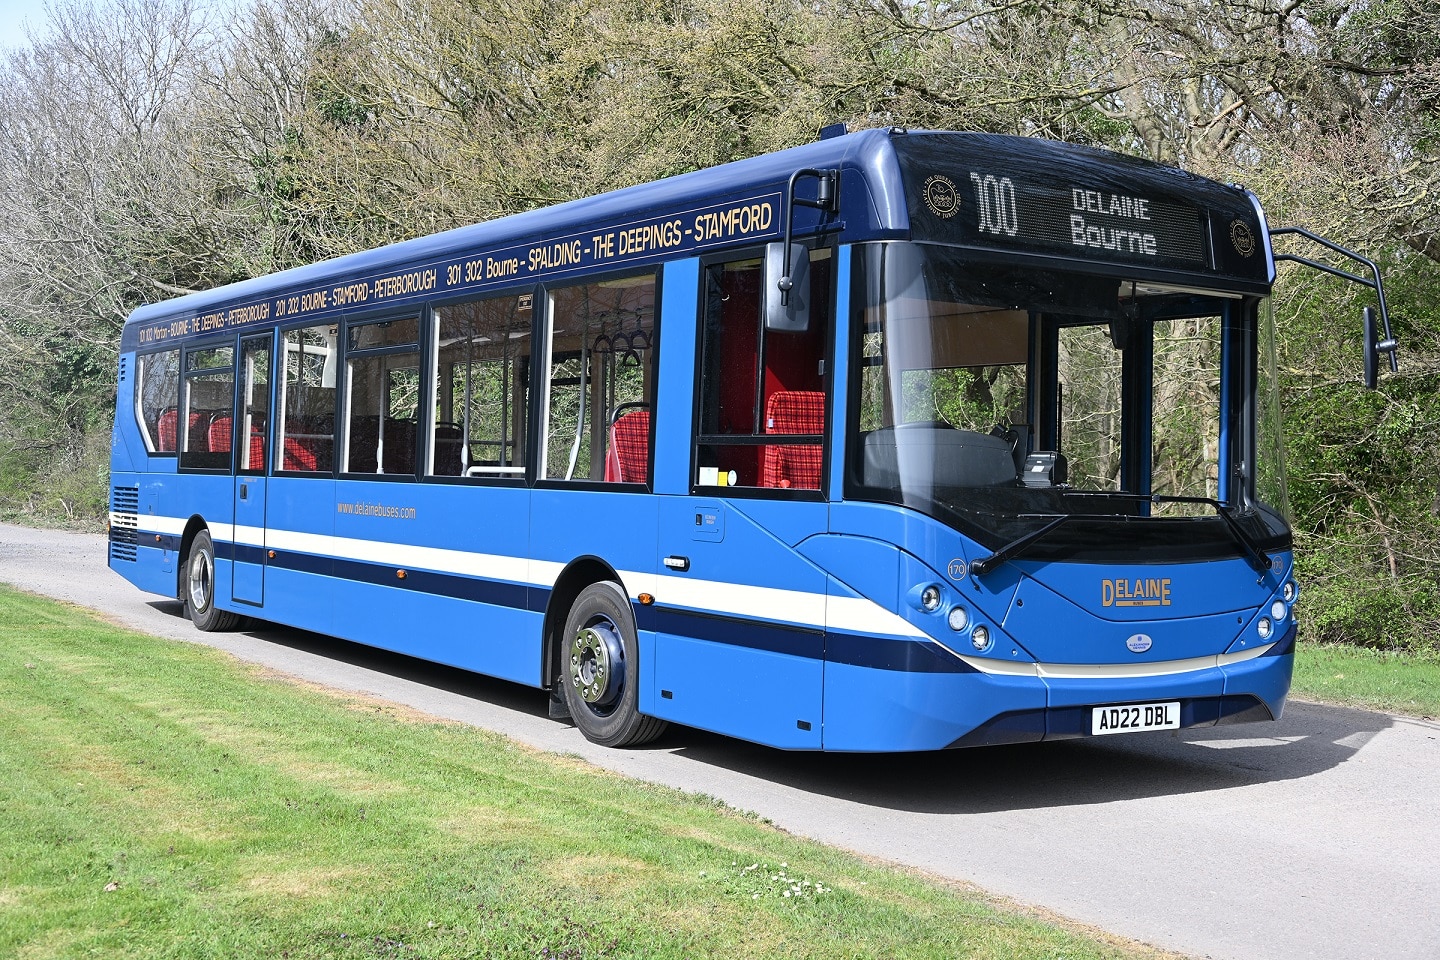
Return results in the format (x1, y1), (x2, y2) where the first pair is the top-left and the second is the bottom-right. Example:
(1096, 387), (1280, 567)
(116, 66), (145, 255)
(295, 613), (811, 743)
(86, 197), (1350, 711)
(696, 250), (831, 490)
(135, 349), (180, 453)
(430, 295), (532, 478)
(277, 325), (337, 473)
(541, 274), (657, 484)
(344, 317), (420, 475)
(180, 344), (236, 471)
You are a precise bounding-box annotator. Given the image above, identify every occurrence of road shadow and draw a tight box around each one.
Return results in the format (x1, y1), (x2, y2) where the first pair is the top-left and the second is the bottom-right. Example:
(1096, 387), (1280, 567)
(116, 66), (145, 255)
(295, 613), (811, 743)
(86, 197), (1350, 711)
(661, 700), (1396, 813)
(143, 598), (1400, 813)
(148, 604), (553, 720)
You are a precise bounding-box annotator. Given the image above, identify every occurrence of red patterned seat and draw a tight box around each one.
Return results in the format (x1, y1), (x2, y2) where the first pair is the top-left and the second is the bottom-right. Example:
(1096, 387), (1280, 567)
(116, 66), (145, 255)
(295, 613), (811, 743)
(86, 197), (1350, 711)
(184, 412), (210, 454)
(605, 407), (650, 483)
(283, 436), (319, 472)
(762, 390), (824, 489)
(208, 416), (233, 456)
(206, 416), (264, 469)
(156, 408), (178, 452)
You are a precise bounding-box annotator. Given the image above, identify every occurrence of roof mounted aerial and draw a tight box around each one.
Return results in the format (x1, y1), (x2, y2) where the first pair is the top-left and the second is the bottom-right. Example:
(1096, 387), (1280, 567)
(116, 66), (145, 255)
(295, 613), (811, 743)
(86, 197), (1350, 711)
(1269, 226), (1399, 389)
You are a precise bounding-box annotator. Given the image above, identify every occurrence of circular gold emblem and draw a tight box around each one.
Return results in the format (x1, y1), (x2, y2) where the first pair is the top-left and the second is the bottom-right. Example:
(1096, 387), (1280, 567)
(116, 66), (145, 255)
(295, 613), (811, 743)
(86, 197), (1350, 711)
(923, 175), (960, 219)
(1230, 220), (1256, 258)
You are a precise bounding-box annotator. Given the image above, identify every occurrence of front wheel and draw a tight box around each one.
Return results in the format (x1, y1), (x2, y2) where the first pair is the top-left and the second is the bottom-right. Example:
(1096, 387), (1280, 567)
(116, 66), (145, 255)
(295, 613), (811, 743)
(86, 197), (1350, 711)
(184, 529), (241, 632)
(560, 581), (667, 747)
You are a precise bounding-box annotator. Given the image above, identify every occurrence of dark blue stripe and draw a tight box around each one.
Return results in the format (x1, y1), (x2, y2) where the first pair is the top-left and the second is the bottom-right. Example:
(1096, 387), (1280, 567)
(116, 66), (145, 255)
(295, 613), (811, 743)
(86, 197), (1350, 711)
(825, 630), (978, 674)
(118, 528), (181, 552)
(640, 605), (825, 660)
(233, 543), (266, 566)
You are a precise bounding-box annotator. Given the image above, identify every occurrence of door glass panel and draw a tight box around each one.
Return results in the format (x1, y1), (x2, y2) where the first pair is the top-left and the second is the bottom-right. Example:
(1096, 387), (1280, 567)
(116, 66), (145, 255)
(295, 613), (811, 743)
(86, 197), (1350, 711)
(238, 338), (270, 473)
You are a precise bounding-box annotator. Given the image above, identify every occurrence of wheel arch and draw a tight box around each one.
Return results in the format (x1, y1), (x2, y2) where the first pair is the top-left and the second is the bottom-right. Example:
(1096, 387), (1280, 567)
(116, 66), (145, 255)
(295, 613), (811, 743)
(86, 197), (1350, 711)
(175, 514), (210, 600)
(542, 555), (629, 692)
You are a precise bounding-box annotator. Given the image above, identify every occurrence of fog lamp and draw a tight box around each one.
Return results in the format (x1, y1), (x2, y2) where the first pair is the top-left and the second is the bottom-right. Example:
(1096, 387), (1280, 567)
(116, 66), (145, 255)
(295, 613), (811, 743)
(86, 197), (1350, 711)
(970, 625), (991, 651)
(1257, 617), (1273, 640)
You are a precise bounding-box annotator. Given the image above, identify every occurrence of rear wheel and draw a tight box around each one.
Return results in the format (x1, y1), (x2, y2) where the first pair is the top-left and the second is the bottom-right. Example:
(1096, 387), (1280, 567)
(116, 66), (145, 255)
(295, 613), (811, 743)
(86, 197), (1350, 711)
(184, 530), (241, 632)
(561, 581), (666, 747)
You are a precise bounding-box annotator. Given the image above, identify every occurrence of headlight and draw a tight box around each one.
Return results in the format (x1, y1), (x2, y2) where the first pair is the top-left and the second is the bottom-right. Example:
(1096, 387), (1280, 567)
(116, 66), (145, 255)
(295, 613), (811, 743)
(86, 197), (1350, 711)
(1257, 617), (1273, 640)
(920, 584), (942, 612)
(971, 625), (990, 651)
(1282, 581), (1296, 603)
(948, 606), (969, 632)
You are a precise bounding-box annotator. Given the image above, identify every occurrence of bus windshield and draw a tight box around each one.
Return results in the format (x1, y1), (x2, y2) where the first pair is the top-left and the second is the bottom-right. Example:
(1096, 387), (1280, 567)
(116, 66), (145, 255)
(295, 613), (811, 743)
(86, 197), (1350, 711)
(849, 242), (1291, 563)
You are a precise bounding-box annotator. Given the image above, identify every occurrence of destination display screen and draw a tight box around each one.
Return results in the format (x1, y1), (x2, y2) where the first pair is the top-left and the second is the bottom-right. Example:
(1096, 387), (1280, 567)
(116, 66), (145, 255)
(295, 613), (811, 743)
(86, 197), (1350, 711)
(895, 135), (1264, 277)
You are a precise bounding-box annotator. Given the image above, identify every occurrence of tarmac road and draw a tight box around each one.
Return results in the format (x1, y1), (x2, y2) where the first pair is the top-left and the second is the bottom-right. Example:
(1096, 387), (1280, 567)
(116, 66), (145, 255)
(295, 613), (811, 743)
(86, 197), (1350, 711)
(3, 521), (1438, 960)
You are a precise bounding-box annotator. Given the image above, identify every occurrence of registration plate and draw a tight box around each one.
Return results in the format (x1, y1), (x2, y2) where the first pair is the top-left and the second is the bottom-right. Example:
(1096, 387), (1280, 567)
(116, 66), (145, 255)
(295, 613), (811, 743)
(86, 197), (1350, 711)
(1091, 701), (1181, 736)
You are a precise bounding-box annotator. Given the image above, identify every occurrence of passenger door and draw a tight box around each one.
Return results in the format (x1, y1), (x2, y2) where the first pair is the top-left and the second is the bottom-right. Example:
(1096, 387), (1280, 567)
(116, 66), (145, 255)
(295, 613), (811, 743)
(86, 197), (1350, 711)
(651, 252), (833, 748)
(232, 335), (271, 605)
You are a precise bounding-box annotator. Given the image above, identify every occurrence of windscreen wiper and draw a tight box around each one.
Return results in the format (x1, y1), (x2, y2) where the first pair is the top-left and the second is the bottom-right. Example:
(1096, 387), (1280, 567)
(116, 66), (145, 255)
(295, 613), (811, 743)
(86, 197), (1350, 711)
(969, 514), (1073, 576)
(969, 493), (1273, 578)
(1061, 491), (1272, 573)
(1150, 494), (1272, 573)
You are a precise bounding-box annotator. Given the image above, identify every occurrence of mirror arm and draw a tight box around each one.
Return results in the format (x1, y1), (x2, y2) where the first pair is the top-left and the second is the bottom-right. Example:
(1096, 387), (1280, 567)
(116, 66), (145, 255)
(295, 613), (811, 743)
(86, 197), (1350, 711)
(1270, 227), (1398, 385)
(779, 168), (838, 305)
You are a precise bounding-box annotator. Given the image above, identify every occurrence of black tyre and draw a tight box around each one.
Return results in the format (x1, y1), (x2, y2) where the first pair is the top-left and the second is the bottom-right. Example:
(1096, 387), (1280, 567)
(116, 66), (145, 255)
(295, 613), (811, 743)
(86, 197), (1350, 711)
(560, 581), (667, 747)
(184, 529), (241, 632)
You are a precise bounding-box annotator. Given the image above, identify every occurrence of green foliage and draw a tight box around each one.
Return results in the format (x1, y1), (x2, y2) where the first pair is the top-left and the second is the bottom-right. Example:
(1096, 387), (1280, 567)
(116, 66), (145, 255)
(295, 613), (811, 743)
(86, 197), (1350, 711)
(1279, 250), (1440, 652)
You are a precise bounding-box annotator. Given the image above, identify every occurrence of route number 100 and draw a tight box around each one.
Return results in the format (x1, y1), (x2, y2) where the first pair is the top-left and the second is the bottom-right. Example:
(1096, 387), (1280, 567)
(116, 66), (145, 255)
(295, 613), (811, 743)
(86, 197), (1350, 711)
(970, 172), (1019, 236)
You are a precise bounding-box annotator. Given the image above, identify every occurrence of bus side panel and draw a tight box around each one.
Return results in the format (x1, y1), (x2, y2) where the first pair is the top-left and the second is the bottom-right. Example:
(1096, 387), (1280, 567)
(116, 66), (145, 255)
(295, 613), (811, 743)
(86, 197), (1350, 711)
(823, 659), (1045, 752)
(654, 635), (823, 749)
(327, 481), (538, 686)
(109, 469), (181, 599)
(531, 487), (657, 597)
(650, 498), (826, 749)
(330, 580), (540, 685)
(259, 476), (338, 637)
(155, 473), (237, 607)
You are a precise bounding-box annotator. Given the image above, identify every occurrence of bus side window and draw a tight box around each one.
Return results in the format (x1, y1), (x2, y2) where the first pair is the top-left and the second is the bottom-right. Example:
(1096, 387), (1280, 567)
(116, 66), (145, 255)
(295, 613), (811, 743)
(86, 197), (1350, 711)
(277, 324), (337, 473)
(344, 316), (420, 476)
(180, 344), (236, 471)
(695, 250), (831, 491)
(135, 348), (180, 453)
(541, 274), (657, 484)
(430, 295), (532, 479)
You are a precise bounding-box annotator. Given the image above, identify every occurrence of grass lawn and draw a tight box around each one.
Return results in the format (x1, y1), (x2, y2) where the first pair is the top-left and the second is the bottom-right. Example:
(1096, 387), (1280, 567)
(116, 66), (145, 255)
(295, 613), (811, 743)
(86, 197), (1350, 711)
(0, 584), (1167, 960)
(1292, 642), (1440, 718)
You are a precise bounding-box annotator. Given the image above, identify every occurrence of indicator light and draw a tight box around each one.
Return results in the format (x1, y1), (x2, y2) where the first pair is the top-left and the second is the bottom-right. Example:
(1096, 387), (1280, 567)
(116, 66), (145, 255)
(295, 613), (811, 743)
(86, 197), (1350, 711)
(948, 606), (969, 632)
